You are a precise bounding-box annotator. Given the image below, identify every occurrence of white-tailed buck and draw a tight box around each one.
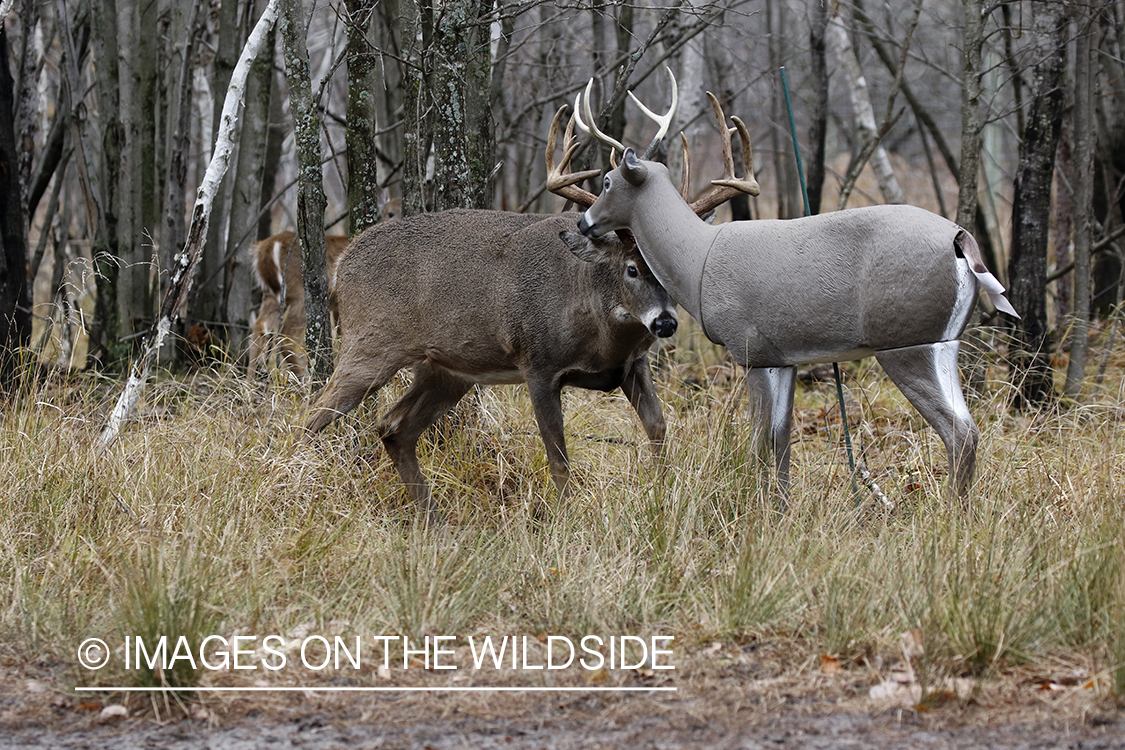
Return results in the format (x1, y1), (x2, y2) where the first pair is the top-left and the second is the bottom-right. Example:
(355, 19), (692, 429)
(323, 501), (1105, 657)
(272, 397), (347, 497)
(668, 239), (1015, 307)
(303, 113), (694, 521)
(567, 78), (1019, 498)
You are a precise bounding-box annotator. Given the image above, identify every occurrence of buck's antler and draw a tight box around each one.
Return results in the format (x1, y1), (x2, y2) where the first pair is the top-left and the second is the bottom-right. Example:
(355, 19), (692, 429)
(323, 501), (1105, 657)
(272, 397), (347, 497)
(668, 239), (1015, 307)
(545, 104), (601, 208)
(574, 67), (679, 162)
(686, 92), (761, 216)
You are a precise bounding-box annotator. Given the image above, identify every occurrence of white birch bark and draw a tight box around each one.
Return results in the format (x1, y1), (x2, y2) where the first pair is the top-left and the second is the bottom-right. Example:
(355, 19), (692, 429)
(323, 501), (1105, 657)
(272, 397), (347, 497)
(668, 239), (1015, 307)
(828, 15), (904, 205)
(99, 0), (281, 450)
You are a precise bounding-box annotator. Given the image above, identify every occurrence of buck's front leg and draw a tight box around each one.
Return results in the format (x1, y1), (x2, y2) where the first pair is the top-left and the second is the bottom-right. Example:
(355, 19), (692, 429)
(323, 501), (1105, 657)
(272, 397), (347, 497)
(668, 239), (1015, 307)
(526, 376), (570, 500)
(745, 366), (796, 504)
(620, 354), (666, 454)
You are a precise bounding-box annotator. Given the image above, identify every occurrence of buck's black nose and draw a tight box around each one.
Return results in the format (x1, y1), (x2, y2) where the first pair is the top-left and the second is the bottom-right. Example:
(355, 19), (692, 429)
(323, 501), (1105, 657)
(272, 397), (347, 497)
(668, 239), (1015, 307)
(577, 214), (593, 236)
(652, 312), (677, 338)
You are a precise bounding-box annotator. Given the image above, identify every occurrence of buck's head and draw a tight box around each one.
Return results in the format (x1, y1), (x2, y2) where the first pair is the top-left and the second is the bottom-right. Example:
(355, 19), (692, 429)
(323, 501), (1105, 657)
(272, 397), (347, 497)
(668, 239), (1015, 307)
(559, 230), (677, 339)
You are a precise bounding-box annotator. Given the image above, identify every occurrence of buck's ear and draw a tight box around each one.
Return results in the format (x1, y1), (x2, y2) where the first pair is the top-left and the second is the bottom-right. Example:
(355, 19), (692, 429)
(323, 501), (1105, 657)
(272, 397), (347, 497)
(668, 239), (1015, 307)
(559, 230), (605, 263)
(621, 148), (648, 186)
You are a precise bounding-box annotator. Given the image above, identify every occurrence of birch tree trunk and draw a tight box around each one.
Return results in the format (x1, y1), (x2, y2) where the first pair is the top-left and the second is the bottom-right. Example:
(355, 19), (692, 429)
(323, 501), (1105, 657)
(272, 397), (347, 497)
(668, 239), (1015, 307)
(1007, 0), (1068, 409)
(99, 0), (280, 449)
(827, 13), (904, 206)
(280, 0), (331, 381)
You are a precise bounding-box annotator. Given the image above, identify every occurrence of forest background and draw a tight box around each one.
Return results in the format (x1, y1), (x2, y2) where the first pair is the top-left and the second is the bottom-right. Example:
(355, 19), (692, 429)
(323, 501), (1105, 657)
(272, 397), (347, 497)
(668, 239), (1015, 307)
(0, 0), (1121, 404)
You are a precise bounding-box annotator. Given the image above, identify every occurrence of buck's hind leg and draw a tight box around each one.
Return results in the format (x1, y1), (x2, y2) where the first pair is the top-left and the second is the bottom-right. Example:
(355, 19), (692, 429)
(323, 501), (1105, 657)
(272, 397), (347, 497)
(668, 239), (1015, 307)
(304, 353), (401, 436)
(875, 341), (978, 497)
(377, 364), (473, 523)
(745, 366), (796, 504)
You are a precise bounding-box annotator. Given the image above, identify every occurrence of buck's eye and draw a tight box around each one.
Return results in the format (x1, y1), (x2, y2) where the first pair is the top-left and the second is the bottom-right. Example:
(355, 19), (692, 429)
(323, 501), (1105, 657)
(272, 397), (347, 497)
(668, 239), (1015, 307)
(626, 264), (639, 278)
(604, 176), (611, 191)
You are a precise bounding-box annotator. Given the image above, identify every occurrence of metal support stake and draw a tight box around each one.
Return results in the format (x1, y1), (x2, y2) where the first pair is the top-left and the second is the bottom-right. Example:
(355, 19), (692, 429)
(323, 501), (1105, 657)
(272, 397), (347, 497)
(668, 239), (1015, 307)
(780, 66), (860, 502)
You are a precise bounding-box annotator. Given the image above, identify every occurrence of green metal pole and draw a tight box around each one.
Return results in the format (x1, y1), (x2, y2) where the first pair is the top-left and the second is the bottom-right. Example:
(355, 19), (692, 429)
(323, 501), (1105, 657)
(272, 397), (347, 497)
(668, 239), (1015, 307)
(779, 66), (860, 501)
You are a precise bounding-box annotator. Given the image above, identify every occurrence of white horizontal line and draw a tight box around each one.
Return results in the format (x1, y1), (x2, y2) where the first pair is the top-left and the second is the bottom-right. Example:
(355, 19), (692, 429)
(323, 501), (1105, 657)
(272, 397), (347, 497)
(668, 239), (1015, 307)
(75, 686), (676, 693)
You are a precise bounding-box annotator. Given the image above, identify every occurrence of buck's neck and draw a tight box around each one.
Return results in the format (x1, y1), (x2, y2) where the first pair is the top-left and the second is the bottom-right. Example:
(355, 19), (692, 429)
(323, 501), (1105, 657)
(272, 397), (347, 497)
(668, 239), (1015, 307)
(628, 177), (719, 321)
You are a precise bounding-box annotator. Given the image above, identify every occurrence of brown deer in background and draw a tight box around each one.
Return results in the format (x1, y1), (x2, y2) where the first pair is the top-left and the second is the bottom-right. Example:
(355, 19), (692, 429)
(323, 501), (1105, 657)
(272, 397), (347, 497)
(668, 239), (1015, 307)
(248, 198), (402, 378)
(247, 231), (350, 379)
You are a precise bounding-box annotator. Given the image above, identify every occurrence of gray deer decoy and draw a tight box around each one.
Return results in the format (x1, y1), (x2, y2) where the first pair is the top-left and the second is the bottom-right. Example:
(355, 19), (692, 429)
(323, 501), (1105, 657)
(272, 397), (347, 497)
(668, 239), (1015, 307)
(566, 78), (1019, 498)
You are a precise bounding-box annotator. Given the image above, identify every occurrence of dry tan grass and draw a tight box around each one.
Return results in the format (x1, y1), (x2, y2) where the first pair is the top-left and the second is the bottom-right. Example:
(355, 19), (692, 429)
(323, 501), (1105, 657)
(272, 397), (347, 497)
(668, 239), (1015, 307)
(1, 326), (1123, 733)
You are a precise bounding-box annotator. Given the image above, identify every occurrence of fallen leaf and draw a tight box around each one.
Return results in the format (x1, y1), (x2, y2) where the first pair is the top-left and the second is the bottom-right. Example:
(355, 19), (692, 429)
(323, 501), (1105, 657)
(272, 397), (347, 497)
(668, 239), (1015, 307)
(820, 655), (842, 674)
(584, 667), (609, 685)
(377, 664), (392, 680)
(98, 705), (128, 724)
(25, 681), (47, 693)
(916, 689), (957, 710)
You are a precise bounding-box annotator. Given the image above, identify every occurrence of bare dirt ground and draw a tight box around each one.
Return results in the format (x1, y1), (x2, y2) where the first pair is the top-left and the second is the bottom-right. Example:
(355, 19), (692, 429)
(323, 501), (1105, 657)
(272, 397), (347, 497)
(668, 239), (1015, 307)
(3, 643), (1123, 749)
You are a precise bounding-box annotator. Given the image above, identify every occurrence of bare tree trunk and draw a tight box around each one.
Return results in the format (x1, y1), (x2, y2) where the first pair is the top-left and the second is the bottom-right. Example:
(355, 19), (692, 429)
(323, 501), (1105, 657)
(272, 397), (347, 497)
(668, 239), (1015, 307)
(1007, 0), (1068, 409)
(1054, 113), (1074, 324)
(280, 0), (331, 381)
(1064, 10), (1099, 398)
(14, 0), (40, 213)
(345, 0), (383, 234)
(226, 0), (274, 357)
(187, 0), (242, 344)
(402, 0), (494, 213)
(0, 24), (30, 388)
(1091, 2), (1124, 317)
(89, 0), (123, 366)
(767, 0), (793, 218)
(956, 0), (983, 233)
(161, 0), (201, 294)
(115, 0), (145, 348)
(259, 68), (284, 240)
(99, 0), (280, 448)
(401, 0), (432, 215)
(431, 0), (494, 210)
(806, 0), (828, 215)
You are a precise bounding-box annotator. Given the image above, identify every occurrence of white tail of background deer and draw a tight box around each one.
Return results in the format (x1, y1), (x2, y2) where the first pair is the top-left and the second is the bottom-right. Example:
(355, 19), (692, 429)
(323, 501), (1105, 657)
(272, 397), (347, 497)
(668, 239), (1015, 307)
(567, 77), (1019, 499)
(302, 114), (695, 521)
